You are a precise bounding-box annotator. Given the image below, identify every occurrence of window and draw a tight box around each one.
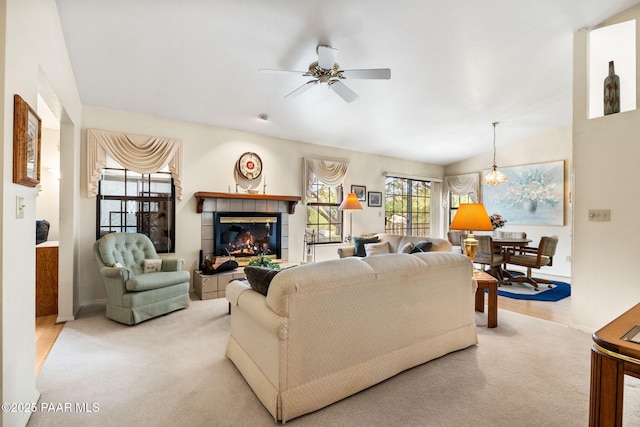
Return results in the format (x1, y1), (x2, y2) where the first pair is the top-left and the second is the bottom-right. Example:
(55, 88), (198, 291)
(449, 192), (473, 225)
(306, 176), (343, 243)
(384, 177), (431, 236)
(97, 160), (176, 253)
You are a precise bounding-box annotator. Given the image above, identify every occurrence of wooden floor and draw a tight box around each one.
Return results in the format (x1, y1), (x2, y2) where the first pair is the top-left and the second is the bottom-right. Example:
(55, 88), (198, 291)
(497, 294), (571, 325)
(35, 315), (65, 375)
(35, 295), (572, 376)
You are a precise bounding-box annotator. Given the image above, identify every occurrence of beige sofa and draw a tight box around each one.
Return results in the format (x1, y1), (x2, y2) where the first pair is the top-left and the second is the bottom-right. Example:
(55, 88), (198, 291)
(225, 252), (477, 422)
(337, 233), (452, 258)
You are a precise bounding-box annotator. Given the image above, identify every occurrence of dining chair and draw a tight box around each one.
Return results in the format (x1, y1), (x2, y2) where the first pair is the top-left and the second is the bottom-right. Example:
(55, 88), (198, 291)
(493, 231), (528, 270)
(503, 235), (558, 291)
(447, 230), (467, 253)
(465, 235), (504, 281)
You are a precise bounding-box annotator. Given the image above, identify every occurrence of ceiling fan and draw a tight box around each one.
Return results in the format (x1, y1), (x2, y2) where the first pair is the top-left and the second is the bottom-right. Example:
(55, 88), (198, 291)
(260, 45), (391, 103)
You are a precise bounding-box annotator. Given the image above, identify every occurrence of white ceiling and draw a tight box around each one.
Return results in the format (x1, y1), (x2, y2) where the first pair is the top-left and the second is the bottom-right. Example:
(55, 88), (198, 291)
(54, 0), (639, 165)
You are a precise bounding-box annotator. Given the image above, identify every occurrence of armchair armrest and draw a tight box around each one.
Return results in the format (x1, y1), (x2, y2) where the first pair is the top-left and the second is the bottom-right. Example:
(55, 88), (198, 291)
(99, 266), (130, 306)
(101, 266), (130, 281)
(161, 258), (184, 272)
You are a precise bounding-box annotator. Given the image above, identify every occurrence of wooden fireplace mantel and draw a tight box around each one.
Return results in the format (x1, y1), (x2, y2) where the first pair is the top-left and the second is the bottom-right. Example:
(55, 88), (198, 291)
(194, 191), (302, 214)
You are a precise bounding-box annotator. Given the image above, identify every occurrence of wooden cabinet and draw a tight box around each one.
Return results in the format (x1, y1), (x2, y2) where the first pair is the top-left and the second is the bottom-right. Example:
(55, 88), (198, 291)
(36, 241), (58, 316)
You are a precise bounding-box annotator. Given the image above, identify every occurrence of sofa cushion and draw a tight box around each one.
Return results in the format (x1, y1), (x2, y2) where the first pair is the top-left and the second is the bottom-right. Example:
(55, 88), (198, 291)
(410, 240), (433, 253)
(399, 242), (414, 253)
(365, 241), (391, 257)
(353, 236), (379, 257)
(126, 270), (190, 291)
(244, 266), (280, 296)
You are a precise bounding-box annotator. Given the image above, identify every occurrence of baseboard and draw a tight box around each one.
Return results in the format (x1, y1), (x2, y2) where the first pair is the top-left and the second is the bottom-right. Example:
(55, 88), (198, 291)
(56, 314), (75, 322)
(17, 389), (40, 427)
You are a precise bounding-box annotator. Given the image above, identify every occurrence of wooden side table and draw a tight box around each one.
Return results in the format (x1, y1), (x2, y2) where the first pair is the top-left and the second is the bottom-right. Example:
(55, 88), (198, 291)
(590, 303), (640, 426)
(474, 270), (498, 328)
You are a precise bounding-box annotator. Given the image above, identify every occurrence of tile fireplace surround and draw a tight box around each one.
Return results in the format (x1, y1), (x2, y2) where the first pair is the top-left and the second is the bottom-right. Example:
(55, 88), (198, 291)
(196, 192), (301, 262)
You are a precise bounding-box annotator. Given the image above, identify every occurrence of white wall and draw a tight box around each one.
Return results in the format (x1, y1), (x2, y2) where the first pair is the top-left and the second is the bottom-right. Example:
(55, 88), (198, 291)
(2, 1), (82, 426)
(36, 127), (60, 241)
(572, 5), (640, 331)
(444, 126), (573, 279)
(78, 106), (445, 305)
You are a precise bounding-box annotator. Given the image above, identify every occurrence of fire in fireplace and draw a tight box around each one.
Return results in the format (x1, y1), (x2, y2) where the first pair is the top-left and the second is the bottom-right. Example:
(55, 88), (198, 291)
(214, 212), (281, 258)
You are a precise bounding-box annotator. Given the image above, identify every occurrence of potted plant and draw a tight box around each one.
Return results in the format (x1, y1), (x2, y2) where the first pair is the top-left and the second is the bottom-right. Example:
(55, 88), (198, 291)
(247, 254), (280, 270)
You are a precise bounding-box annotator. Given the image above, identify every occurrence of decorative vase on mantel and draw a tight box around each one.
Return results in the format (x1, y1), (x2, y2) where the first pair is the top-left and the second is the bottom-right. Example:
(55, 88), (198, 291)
(604, 60), (620, 116)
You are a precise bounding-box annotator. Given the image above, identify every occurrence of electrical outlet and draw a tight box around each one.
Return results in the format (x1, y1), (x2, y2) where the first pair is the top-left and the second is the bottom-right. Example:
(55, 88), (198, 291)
(588, 209), (610, 222)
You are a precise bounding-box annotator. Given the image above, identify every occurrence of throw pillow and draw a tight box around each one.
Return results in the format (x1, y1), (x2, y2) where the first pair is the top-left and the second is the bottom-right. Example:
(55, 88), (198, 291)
(365, 241), (391, 257)
(399, 242), (414, 254)
(353, 236), (379, 257)
(409, 240), (433, 254)
(244, 266), (280, 296)
(143, 258), (163, 273)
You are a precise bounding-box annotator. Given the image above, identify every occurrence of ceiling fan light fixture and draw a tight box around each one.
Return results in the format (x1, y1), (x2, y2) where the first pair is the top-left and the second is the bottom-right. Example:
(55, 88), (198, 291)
(482, 122), (509, 187)
(262, 45), (390, 103)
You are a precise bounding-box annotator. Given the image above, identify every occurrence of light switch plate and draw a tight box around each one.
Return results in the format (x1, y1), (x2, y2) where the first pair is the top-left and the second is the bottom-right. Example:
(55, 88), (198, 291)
(16, 196), (25, 219)
(588, 209), (610, 222)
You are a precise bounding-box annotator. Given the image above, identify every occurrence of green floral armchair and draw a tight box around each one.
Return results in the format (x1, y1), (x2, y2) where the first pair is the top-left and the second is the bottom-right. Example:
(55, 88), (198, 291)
(93, 233), (190, 325)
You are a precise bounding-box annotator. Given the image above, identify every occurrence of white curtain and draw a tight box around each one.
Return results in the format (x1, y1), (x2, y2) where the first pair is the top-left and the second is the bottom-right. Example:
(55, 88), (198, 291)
(303, 158), (350, 203)
(87, 128), (184, 200)
(443, 173), (480, 207)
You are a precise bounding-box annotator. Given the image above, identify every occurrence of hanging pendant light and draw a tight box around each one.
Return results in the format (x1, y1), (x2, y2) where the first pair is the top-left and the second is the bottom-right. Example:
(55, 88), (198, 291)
(482, 121), (508, 187)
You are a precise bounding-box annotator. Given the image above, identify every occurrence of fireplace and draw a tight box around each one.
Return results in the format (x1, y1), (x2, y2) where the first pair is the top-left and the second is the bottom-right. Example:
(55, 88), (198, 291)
(214, 212), (282, 258)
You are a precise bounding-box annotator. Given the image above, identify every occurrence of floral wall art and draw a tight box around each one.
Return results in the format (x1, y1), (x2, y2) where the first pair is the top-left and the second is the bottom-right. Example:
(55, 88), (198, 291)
(482, 160), (564, 225)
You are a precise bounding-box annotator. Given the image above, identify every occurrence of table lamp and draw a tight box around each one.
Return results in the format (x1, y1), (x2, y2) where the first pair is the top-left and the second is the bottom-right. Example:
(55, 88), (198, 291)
(449, 203), (494, 274)
(339, 193), (363, 243)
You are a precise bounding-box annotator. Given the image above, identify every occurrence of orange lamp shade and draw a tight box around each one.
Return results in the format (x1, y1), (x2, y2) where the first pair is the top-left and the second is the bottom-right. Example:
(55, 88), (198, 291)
(450, 203), (493, 232)
(339, 193), (363, 211)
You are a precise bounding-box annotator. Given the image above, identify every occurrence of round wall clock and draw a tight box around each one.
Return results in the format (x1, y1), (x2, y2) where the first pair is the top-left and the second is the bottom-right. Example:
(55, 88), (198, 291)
(236, 152), (263, 180)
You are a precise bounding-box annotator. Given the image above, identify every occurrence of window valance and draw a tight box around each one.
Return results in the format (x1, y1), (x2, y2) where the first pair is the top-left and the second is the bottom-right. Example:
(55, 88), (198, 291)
(87, 129), (184, 200)
(303, 158), (350, 203)
(443, 173), (479, 206)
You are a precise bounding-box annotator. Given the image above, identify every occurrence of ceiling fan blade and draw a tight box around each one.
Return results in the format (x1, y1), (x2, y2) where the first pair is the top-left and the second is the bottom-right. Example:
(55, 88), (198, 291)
(317, 45), (338, 70)
(259, 68), (309, 76)
(340, 68), (391, 79)
(285, 80), (318, 98)
(329, 81), (359, 103)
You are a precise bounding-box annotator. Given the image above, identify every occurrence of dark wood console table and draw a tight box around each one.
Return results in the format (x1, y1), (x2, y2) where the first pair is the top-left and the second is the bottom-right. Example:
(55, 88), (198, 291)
(590, 303), (640, 426)
(36, 241), (58, 316)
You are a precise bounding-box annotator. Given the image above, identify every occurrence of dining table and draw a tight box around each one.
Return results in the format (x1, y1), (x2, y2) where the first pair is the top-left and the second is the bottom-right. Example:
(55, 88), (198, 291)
(490, 237), (532, 283)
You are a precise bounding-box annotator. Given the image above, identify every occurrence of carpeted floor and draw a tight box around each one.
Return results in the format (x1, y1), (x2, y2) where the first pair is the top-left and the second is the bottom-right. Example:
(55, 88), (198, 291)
(28, 296), (640, 427)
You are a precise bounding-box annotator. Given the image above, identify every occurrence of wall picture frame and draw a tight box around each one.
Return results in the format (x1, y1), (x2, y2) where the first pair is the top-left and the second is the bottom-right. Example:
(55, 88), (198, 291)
(351, 185), (366, 201)
(482, 160), (564, 225)
(13, 94), (42, 187)
(368, 191), (382, 207)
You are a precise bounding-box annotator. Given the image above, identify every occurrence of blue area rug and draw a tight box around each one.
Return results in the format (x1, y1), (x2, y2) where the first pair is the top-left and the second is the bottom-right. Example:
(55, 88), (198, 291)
(487, 280), (571, 302)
